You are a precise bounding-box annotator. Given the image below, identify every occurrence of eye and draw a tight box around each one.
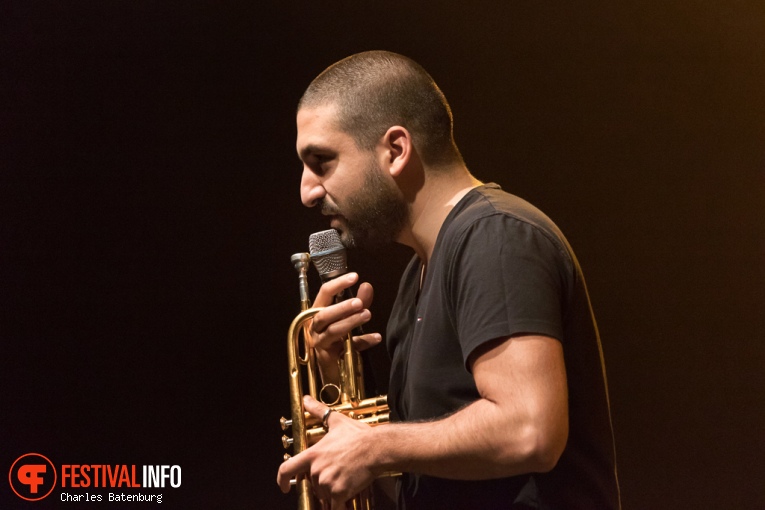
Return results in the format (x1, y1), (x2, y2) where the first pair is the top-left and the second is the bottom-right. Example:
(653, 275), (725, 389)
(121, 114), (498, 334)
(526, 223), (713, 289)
(311, 154), (335, 175)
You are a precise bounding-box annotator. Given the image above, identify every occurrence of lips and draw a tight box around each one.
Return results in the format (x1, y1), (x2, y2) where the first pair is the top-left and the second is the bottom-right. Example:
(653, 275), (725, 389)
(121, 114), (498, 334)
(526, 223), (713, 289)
(320, 199), (346, 230)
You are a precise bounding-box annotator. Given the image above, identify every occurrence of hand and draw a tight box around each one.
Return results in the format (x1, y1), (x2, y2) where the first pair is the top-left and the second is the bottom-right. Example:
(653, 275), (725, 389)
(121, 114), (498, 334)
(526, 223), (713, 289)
(309, 273), (382, 382)
(277, 396), (378, 509)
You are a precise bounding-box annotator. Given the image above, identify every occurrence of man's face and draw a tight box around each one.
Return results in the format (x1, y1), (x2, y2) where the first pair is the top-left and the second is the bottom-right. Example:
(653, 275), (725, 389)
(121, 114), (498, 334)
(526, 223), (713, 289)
(296, 105), (408, 249)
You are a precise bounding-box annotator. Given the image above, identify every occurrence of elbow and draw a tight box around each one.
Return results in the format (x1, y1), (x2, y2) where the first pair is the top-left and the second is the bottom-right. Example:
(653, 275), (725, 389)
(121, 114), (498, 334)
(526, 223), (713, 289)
(530, 440), (565, 473)
(510, 419), (568, 474)
(491, 421), (568, 475)
(527, 422), (568, 473)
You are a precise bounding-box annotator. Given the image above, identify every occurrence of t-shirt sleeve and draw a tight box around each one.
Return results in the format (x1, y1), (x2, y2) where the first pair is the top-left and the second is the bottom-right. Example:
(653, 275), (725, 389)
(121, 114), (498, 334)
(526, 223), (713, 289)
(446, 214), (571, 368)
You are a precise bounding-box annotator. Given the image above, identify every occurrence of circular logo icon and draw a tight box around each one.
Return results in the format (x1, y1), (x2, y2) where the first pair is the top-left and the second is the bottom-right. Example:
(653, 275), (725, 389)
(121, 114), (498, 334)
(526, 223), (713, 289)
(9, 453), (57, 501)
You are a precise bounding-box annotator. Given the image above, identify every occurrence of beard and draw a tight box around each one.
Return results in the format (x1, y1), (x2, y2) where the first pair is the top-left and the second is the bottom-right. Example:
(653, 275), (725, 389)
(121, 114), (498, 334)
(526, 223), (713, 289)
(321, 159), (408, 250)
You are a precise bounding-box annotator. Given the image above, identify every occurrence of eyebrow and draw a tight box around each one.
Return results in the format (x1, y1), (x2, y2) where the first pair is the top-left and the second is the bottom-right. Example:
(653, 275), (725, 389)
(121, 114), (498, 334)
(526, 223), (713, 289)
(298, 143), (333, 162)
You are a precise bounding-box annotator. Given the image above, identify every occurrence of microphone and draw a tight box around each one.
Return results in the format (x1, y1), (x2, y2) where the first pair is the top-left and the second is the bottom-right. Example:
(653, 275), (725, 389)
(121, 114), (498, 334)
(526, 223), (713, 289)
(308, 229), (355, 302)
(309, 229), (349, 280)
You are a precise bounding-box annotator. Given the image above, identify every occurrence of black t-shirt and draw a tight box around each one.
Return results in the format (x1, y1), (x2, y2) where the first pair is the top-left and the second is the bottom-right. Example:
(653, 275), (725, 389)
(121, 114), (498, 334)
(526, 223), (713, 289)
(386, 184), (620, 509)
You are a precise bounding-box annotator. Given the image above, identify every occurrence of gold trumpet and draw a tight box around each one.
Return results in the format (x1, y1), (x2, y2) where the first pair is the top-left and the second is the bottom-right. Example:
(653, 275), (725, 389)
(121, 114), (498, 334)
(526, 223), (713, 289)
(281, 248), (390, 510)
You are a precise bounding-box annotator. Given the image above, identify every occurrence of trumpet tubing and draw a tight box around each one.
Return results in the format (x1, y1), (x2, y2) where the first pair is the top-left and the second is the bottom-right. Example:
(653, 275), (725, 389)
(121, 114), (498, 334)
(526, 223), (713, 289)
(281, 253), (390, 510)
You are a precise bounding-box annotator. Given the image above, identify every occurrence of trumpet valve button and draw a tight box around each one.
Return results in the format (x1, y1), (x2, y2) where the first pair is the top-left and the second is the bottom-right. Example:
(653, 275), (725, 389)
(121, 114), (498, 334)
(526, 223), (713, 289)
(281, 435), (294, 449)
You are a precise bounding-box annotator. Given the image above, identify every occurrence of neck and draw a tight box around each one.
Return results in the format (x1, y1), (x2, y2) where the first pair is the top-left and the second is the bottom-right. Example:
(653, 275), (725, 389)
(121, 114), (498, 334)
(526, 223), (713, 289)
(397, 164), (482, 264)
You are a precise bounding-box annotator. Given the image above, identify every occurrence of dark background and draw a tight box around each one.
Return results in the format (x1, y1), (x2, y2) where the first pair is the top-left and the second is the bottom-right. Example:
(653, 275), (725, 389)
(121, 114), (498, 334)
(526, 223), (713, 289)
(2, 2), (763, 508)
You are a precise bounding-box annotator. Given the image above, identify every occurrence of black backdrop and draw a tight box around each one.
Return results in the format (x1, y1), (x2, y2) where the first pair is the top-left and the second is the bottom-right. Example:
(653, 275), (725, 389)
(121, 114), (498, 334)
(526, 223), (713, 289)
(2, 2), (763, 509)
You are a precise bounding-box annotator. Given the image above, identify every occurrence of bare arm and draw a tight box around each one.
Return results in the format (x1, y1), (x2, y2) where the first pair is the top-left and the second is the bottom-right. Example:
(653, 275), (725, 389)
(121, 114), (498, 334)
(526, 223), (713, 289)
(277, 334), (569, 507)
(372, 334), (568, 478)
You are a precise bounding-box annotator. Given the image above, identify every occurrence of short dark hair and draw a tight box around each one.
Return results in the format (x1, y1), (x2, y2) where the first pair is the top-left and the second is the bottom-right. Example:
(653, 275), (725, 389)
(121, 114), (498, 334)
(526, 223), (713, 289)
(298, 51), (463, 167)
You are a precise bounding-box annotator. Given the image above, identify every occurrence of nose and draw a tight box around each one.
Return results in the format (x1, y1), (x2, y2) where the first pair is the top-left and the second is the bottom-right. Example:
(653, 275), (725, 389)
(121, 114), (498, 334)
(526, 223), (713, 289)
(300, 166), (325, 208)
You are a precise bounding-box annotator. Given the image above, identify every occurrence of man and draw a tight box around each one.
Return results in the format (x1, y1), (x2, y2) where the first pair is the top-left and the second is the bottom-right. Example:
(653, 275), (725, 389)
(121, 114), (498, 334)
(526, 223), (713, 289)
(277, 50), (620, 509)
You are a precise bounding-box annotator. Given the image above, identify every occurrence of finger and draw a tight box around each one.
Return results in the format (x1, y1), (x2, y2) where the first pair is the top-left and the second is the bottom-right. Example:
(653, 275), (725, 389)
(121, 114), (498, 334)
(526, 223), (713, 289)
(312, 473), (328, 505)
(314, 313), (371, 350)
(277, 453), (309, 493)
(311, 304), (372, 352)
(303, 395), (344, 431)
(303, 394), (330, 420)
(311, 298), (366, 334)
(356, 282), (374, 308)
(352, 332), (383, 352)
(313, 273), (359, 307)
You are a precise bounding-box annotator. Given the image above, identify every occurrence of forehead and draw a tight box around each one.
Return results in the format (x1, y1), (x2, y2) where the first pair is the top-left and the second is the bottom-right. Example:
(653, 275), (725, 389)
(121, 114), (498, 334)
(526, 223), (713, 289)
(296, 105), (356, 159)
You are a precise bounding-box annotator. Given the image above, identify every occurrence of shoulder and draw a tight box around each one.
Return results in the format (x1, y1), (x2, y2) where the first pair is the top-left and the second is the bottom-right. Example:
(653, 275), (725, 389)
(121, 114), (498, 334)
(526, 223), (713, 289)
(441, 184), (572, 264)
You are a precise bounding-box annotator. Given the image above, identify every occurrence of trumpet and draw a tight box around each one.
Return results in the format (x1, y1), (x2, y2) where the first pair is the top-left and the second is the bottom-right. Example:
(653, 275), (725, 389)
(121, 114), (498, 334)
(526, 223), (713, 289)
(281, 231), (390, 510)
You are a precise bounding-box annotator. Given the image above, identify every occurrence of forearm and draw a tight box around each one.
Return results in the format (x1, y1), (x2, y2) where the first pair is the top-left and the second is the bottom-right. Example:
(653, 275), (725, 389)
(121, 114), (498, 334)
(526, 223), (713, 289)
(277, 336), (568, 502)
(369, 396), (567, 480)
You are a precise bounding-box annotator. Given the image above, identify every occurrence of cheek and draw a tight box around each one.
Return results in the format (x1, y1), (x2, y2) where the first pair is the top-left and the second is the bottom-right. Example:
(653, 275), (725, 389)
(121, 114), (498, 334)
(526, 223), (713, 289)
(320, 194), (342, 215)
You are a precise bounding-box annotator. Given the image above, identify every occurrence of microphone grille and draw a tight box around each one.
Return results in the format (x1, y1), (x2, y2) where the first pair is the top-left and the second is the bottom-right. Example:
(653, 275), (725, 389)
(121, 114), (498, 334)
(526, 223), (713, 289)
(308, 229), (348, 280)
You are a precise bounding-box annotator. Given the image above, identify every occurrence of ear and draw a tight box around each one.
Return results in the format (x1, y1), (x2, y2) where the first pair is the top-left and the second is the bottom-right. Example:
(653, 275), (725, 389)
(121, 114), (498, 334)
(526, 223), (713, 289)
(380, 126), (413, 178)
